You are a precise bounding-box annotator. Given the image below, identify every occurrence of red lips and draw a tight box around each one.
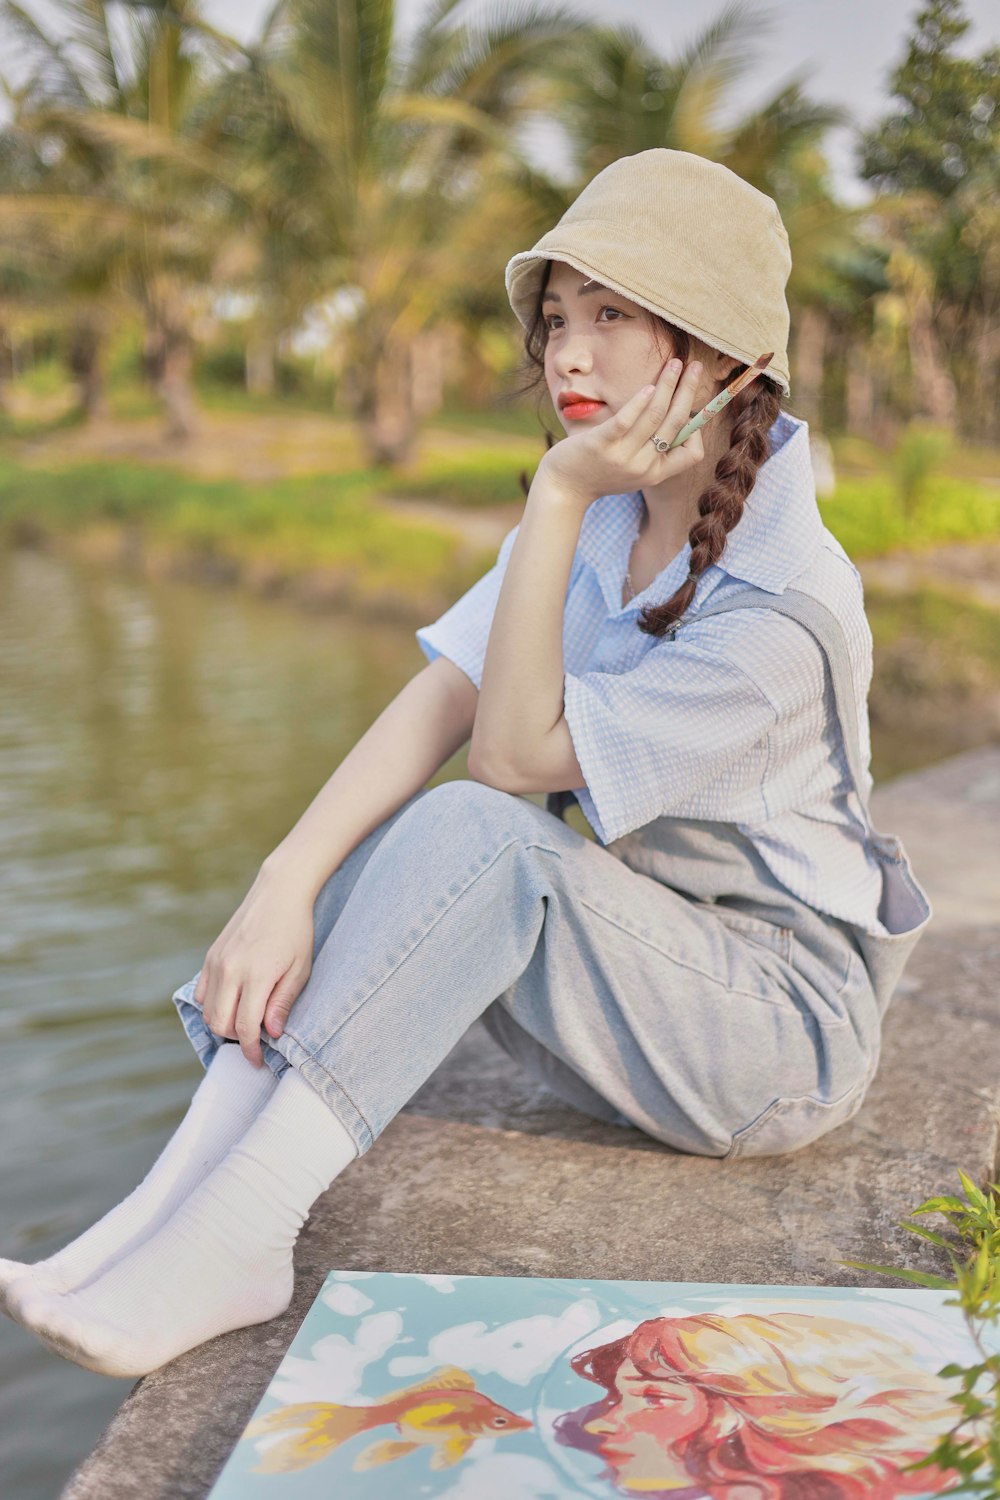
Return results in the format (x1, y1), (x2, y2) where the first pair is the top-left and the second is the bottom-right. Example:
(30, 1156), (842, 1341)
(559, 390), (605, 420)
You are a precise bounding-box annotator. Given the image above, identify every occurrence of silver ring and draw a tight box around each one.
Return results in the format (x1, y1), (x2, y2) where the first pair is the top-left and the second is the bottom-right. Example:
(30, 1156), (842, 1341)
(649, 433), (671, 453)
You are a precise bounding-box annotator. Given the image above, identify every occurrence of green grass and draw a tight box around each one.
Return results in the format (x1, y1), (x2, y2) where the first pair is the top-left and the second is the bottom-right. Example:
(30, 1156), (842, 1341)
(388, 447), (538, 507)
(820, 476), (1000, 557)
(2, 450), (998, 600)
(867, 579), (1000, 664)
(427, 400), (553, 440)
(0, 456), (494, 611)
(830, 431), (1000, 486)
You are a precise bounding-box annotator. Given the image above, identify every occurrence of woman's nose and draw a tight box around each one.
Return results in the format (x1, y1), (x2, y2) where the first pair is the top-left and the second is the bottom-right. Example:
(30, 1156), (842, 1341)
(551, 334), (593, 376)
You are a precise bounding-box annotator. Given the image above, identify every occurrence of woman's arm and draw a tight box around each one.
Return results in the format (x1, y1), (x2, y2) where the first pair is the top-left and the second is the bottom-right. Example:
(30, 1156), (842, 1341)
(260, 655), (479, 902)
(468, 475), (586, 791)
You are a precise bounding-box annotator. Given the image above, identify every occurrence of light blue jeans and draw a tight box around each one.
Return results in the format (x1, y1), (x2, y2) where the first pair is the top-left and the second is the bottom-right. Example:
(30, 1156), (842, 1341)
(172, 781), (882, 1160)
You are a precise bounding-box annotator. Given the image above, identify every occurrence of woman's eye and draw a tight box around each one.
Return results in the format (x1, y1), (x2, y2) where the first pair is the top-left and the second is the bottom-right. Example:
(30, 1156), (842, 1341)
(544, 305), (624, 330)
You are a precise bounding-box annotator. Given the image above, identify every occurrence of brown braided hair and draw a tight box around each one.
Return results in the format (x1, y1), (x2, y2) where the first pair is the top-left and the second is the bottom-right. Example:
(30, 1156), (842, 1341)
(504, 260), (786, 638)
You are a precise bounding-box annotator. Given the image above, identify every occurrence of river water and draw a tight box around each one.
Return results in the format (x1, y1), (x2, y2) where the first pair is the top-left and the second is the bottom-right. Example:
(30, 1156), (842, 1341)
(0, 543), (468, 1499)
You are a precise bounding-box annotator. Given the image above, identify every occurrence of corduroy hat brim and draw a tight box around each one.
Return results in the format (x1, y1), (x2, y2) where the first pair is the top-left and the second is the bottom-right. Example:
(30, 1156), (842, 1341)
(505, 149), (792, 399)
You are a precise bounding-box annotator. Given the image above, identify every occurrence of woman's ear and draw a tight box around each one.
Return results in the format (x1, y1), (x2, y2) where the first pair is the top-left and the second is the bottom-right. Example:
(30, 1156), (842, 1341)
(693, 343), (741, 388)
(710, 352), (743, 387)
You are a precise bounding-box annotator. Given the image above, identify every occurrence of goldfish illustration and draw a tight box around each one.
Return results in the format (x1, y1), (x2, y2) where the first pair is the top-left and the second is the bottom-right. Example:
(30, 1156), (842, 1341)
(242, 1364), (533, 1474)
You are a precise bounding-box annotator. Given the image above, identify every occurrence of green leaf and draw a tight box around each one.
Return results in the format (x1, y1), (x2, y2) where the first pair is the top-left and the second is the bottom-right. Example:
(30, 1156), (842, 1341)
(913, 1195), (969, 1216)
(900, 1219), (954, 1248)
(838, 1259), (956, 1289)
(958, 1168), (989, 1208)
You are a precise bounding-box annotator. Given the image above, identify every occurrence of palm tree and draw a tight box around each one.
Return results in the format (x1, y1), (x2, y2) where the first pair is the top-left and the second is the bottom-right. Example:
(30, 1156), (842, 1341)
(0, 0), (249, 438)
(200, 0), (594, 465)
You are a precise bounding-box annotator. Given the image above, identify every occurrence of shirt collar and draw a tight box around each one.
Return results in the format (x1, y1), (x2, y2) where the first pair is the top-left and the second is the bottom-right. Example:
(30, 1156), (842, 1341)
(576, 411), (824, 615)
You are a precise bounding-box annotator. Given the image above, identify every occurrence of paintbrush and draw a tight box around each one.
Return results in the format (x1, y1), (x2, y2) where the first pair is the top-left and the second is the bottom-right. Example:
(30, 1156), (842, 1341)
(666, 352), (775, 450)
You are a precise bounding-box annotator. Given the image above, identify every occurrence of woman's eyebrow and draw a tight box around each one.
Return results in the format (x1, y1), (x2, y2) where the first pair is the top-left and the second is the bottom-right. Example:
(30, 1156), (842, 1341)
(541, 282), (613, 304)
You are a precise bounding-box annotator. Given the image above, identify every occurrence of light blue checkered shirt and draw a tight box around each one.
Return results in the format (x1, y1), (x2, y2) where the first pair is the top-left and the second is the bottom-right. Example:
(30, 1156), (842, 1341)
(416, 411), (888, 935)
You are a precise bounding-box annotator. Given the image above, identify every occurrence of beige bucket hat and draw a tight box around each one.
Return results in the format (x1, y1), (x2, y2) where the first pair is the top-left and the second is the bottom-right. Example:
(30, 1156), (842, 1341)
(504, 148), (792, 398)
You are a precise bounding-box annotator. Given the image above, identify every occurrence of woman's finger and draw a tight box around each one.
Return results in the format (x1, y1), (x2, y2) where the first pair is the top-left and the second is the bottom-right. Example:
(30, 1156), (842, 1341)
(204, 972), (241, 1040)
(669, 359), (702, 412)
(263, 968), (306, 1039)
(675, 425), (705, 463)
(640, 360), (705, 459)
(615, 356), (686, 448)
(609, 370), (667, 435)
(234, 981), (270, 1068)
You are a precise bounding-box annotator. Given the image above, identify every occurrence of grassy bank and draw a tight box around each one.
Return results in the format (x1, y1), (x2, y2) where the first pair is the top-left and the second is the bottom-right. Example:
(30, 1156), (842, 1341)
(2, 446), (999, 606)
(0, 456), (498, 621)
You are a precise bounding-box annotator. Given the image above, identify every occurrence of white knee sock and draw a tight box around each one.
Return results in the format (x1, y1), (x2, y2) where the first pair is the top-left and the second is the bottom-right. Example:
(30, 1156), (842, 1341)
(9, 1068), (358, 1378)
(1, 1044), (279, 1306)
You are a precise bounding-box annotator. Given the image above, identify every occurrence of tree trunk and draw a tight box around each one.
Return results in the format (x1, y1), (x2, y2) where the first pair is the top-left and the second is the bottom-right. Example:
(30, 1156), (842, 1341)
(245, 336), (276, 397)
(969, 308), (1000, 445)
(791, 304), (827, 429)
(69, 321), (106, 420)
(907, 286), (957, 431)
(845, 338), (876, 437)
(352, 327), (418, 467)
(145, 320), (198, 442)
(0, 327), (11, 413)
(410, 328), (446, 418)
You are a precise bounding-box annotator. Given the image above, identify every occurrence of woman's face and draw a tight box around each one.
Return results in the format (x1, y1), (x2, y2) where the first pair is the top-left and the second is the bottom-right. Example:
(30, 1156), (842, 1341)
(542, 261), (689, 431)
(580, 1354), (707, 1489)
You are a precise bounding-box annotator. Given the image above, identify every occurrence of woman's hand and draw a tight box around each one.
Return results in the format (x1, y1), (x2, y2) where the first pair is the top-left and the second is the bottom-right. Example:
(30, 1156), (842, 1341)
(539, 356), (706, 508)
(193, 865), (317, 1068)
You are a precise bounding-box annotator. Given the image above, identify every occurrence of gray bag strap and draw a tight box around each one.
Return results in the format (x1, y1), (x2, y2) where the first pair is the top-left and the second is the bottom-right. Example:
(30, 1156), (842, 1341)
(672, 585), (885, 837)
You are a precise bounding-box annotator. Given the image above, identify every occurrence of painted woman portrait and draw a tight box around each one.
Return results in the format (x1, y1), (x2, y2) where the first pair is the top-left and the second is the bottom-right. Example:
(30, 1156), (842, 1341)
(554, 1311), (962, 1498)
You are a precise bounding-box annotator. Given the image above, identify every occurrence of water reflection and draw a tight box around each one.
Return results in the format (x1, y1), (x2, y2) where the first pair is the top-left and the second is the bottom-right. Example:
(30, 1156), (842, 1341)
(0, 543), (440, 1499)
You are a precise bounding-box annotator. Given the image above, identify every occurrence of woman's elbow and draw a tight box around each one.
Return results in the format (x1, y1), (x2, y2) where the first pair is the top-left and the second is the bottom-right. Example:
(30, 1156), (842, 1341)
(467, 745), (524, 792)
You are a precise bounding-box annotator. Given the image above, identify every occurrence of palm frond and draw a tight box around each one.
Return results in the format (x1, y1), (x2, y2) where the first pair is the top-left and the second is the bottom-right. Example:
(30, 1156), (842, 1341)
(0, 0), (92, 107)
(669, 0), (769, 103)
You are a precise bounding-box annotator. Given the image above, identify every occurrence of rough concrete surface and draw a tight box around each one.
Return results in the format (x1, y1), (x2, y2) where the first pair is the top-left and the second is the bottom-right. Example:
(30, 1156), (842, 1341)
(62, 747), (1000, 1500)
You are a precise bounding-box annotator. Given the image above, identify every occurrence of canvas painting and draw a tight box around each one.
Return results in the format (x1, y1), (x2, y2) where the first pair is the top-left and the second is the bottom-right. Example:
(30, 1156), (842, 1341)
(206, 1271), (988, 1499)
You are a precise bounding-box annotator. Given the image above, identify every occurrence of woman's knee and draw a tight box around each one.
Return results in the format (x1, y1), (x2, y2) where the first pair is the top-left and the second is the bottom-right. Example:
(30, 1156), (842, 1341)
(310, 786), (439, 951)
(399, 779), (551, 846)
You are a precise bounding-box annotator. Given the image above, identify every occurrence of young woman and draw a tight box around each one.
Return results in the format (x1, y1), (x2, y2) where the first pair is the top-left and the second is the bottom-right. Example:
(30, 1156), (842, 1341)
(2, 149), (930, 1380)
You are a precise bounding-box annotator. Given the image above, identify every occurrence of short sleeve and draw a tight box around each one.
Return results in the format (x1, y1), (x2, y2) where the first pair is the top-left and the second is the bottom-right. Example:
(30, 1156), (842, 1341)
(415, 523), (520, 690)
(562, 621), (781, 844)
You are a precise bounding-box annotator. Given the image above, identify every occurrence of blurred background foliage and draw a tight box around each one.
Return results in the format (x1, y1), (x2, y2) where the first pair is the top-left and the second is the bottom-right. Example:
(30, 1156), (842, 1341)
(0, 0), (995, 456)
(0, 0), (997, 615)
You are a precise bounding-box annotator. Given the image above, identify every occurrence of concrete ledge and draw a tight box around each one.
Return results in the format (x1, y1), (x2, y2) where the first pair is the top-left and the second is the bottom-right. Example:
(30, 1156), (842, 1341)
(63, 748), (1000, 1500)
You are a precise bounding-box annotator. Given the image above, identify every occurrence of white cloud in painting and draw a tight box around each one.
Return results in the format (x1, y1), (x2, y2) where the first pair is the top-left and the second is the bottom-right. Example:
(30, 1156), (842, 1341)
(387, 1298), (604, 1385)
(434, 1450), (571, 1499)
(269, 1310), (403, 1405)
(386, 1271), (460, 1293)
(322, 1282), (375, 1316)
(329, 1269), (376, 1280)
